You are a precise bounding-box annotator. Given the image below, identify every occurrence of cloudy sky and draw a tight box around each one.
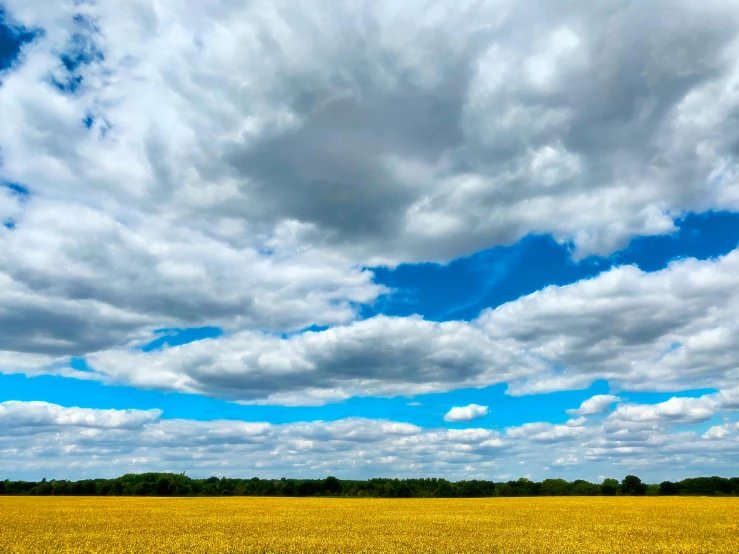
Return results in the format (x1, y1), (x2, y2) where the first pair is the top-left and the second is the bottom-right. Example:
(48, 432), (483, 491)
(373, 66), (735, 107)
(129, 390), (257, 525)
(1, 0), (738, 483)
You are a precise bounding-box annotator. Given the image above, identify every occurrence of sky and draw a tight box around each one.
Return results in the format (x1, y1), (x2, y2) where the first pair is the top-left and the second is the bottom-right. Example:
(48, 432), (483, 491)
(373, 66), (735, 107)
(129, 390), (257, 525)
(1, 0), (739, 484)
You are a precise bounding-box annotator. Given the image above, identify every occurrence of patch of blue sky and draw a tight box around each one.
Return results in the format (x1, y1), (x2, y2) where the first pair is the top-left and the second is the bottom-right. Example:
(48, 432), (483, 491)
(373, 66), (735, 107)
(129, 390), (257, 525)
(82, 115), (112, 138)
(49, 12), (103, 94)
(620, 389), (718, 405)
(366, 211), (739, 322)
(141, 327), (223, 352)
(0, 373), (719, 430)
(0, 8), (39, 73)
(1, 181), (30, 198)
(1, 182), (30, 229)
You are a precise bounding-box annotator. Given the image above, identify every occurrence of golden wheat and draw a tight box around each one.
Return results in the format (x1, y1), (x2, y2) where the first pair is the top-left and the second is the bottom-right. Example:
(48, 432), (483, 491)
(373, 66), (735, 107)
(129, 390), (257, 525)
(1, 496), (737, 553)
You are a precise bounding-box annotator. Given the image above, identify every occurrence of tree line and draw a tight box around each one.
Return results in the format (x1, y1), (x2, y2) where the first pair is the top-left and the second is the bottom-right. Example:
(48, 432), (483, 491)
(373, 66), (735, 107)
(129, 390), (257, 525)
(1, 474), (738, 497)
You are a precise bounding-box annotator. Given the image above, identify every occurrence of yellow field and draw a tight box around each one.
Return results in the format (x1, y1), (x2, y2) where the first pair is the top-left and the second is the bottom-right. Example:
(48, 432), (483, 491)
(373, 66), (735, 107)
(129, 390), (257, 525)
(1, 496), (737, 553)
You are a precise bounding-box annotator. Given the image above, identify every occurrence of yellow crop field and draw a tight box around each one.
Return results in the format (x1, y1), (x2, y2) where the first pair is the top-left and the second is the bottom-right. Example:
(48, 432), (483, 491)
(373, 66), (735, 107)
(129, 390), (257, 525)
(1, 496), (737, 553)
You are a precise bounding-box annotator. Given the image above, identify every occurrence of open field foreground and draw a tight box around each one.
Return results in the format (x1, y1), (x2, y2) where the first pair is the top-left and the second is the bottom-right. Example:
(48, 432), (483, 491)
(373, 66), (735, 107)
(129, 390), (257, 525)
(1, 497), (738, 553)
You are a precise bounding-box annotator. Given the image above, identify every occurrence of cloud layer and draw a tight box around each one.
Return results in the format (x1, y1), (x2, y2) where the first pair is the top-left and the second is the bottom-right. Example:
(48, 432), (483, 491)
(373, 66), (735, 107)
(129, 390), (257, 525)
(25, 249), (734, 405)
(1, 0), (739, 480)
(0, 0), (739, 367)
(2, 399), (737, 482)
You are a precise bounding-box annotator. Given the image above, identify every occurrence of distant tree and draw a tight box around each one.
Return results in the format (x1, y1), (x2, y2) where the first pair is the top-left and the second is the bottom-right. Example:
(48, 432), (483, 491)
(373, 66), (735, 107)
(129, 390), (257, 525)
(659, 481), (679, 496)
(708, 476), (733, 496)
(52, 481), (70, 495)
(69, 480), (96, 496)
(132, 482), (155, 496)
(513, 477), (539, 496)
(621, 475), (646, 496)
(679, 477), (733, 496)
(601, 478), (620, 496)
(572, 481), (600, 496)
(29, 479), (53, 496)
(434, 480), (457, 498)
(219, 479), (236, 496)
(459, 480), (488, 497)
(257, 481), (276, 496)
(382, 482), (396, 498)
(156, 477), (171, 496)
(95, 481), (112, 496)
(3, 472), (739, 498)
(297, 480), (315, 496)
(495, 483), (514, 497)
(282, 480), (296, 497)
(395, 481), (411, 498)
(540, 479), (572, 496)
(323, 476), (340, 495)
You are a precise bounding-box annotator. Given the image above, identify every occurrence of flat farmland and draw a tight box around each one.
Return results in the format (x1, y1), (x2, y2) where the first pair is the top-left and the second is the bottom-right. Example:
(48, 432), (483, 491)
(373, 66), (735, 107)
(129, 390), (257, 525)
(1, 496), (737, 553)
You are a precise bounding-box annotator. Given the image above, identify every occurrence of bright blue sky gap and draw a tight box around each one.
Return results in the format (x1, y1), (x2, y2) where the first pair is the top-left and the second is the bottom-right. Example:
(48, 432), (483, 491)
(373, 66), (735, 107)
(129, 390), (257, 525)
(141, 327), (224, 352)
(0, 8), (37, 72)
(366, 211), (739, 321)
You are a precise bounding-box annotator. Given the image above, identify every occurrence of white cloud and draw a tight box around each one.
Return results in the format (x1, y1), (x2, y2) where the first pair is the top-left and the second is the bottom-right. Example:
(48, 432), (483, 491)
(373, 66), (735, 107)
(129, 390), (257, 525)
(0, 201), (384, 357)
(714, 386), (739, 410)
(0, 401), (161, 431)
(443, 404), (489, 422)
(0, 0), (736, 369)
(0, 0), (737, 445)
(79, 315), (532, 404)
(609, 397), (717, 424)
(567, 395), (621, 416)
(608, 387), (739, 425)
(26, 249), (736, 405)
(2, 401), (737, 482)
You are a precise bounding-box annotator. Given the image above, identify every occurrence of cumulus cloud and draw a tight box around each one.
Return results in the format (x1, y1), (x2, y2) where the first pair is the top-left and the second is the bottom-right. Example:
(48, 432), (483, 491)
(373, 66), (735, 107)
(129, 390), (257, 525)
(567, 395), (621, 416)
(0, 201), (383, 357)
(0, 401), (161, 431)
(0, 0), (738, 368)
(714, 386), (739, 410)
(702, 423), (739, 440)
(443, 404), (489, 422)
(33, 249), (736, 405)
(609, 397), (717, 424)
(2, 401), (737, 482)
(608, 387), (739, 425)
(79, 315), (544, 404)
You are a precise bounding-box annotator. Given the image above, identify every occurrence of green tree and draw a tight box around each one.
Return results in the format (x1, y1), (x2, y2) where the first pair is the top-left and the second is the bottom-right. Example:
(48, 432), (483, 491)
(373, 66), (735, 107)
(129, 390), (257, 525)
(572, 481), (600, 496)
(659, 481), (679, 495)
(601, 478), (620, 496)
(395, 481), (411, 498)
(621, 475), (646, 496)
(434, 480), (457, 497)
(156, 477), (171, 496)
(323, 476), (340, 495)
(496, 483), (514, 497)
(540, 479), (572, 496)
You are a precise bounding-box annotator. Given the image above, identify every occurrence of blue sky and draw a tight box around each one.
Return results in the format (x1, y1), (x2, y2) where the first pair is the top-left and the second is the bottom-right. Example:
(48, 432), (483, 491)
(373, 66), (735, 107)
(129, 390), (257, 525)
(1, 0), (739, 482)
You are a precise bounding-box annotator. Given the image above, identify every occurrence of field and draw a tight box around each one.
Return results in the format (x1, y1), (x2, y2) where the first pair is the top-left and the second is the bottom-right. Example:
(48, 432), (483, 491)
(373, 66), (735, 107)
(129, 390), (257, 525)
(1, 497), (738, 553)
